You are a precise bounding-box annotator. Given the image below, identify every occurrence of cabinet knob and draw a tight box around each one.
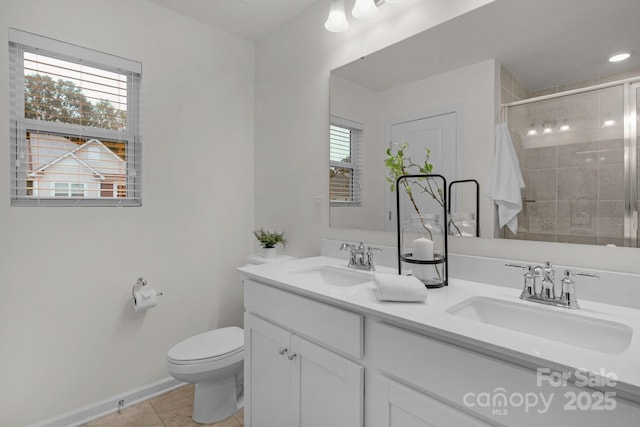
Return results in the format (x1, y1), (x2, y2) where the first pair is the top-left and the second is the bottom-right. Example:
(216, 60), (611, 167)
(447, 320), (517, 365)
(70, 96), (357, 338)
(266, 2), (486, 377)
(278, 347), (288, 356)
(287, 352), (297, 360)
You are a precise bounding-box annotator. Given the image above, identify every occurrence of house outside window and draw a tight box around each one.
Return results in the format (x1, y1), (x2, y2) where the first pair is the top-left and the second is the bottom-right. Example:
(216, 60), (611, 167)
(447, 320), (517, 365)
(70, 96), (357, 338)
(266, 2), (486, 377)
(329, 116), (363, 206)
(9, 29), (142, 206)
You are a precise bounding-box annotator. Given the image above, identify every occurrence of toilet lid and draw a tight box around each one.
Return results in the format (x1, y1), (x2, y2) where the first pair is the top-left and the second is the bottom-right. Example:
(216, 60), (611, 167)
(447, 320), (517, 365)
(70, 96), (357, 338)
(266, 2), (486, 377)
(168, 326), (244, 362)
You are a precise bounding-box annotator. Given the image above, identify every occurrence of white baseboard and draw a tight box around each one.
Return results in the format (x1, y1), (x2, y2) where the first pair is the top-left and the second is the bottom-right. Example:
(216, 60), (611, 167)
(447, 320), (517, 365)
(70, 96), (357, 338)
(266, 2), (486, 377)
(29, 377), (184, 427)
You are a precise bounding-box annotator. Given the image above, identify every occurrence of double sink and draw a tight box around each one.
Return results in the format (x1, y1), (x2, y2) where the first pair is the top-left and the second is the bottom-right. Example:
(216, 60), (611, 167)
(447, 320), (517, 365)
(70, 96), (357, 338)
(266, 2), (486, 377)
(287, 263), (633, 355)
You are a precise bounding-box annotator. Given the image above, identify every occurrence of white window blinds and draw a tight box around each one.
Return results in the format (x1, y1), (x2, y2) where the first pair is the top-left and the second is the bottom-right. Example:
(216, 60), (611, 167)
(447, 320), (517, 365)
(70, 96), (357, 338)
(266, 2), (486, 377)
(329, 116), (363, 206)
(9, 29), (142, 206)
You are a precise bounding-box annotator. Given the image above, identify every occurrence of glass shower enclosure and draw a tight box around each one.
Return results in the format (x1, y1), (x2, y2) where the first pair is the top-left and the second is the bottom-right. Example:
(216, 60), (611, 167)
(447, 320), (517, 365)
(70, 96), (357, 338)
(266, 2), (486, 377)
(505, 78), (640, 247)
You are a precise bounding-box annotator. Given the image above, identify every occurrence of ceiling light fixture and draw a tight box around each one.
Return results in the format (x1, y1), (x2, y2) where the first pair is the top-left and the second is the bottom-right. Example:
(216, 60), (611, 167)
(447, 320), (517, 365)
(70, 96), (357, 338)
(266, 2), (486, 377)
(325, 0), (402, 33)
(352, 0), (378, 20)
(609, 53), (630, 62)
(324, 0), (349, 32)
(527, 123), (538, 136)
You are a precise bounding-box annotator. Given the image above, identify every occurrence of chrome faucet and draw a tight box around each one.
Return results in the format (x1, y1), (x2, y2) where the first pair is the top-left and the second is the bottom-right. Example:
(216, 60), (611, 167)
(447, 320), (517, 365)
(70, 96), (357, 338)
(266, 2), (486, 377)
(506, 261), (599, 309)
(339, 242), (381, 271)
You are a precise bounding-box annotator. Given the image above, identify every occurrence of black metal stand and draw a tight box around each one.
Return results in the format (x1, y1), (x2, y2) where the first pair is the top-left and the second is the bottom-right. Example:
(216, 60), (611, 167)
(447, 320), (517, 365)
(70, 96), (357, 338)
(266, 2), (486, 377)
(448, 179), (480, 237)
(396, 174), (448, 288)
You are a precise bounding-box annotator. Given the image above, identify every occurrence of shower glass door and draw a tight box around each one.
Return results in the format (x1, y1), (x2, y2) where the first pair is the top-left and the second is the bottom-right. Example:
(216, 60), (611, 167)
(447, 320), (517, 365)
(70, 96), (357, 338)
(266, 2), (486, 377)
(506, 83), (635, 246)
(633, 83), (640, 246)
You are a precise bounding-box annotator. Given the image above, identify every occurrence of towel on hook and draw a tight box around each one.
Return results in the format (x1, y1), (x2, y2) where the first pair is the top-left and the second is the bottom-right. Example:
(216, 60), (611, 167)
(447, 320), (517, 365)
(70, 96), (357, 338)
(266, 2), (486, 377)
(486, 123), (525, 234)
(373, 272), (427, 302)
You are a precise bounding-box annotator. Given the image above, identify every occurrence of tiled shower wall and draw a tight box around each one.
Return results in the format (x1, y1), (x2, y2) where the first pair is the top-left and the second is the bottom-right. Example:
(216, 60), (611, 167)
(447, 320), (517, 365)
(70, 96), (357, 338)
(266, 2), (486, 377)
(501, 66), (634, 246)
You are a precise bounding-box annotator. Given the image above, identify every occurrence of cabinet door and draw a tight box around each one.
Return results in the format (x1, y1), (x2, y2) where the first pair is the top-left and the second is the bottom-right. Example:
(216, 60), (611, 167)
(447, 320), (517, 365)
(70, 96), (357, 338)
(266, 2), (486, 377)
(245, 314), (295, 427)
(370, 375), (488, 427)
(291, 335), (364, 427)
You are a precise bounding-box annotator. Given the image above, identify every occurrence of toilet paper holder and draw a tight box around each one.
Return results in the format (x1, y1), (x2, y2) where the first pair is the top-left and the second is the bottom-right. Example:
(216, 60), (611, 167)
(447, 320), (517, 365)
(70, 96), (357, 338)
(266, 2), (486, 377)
(132, 277), (162, 305)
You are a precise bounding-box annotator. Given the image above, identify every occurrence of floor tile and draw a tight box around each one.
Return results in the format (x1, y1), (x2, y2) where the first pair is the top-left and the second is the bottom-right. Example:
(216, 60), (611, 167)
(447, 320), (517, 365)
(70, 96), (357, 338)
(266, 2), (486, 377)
(150, 384), (243, 427)
(83, 401), (164, 427)
(84, 385), (243, 427)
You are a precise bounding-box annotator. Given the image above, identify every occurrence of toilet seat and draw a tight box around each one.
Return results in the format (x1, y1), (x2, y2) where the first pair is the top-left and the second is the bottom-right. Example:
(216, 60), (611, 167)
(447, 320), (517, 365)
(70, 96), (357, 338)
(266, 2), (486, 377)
(168, 326), (243, 365)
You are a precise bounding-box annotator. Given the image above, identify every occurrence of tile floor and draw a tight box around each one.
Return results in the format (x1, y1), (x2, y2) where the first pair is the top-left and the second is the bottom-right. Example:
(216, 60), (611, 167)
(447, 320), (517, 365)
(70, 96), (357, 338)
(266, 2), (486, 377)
(79, 385), (244, 427)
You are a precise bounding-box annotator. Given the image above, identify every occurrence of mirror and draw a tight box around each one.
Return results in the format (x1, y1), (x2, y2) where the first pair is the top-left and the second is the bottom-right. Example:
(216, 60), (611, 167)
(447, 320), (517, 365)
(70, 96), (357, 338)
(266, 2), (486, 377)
(329, 0), (640, 241)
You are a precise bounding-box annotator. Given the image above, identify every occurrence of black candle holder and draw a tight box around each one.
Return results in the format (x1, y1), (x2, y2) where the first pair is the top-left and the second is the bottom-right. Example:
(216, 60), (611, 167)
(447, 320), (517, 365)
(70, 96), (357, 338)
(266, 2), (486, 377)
(396, 174), (448, 288)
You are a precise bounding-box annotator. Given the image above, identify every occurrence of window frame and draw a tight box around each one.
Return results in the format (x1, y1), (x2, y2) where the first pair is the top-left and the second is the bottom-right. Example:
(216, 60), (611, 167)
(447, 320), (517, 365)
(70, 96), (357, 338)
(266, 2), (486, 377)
(329, 116), (363, 207)
(9, 28), (142, 207)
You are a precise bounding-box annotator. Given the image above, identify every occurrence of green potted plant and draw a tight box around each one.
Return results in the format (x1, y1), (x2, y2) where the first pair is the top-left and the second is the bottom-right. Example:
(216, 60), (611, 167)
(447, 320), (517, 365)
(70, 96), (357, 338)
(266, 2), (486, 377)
(253, 228), (287, 258)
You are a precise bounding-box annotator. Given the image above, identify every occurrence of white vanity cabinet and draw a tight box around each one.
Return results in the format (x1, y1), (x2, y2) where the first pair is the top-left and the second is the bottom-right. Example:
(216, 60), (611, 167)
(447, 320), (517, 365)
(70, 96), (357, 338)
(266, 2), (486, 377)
(243, 279), (364, 427)
(242, 272), (640, 427)
(370, 321), (640, 426)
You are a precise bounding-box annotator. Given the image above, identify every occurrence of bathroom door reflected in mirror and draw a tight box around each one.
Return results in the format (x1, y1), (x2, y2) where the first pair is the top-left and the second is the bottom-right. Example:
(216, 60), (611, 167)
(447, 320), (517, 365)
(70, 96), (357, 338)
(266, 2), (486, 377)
(504, 80), (640, 247)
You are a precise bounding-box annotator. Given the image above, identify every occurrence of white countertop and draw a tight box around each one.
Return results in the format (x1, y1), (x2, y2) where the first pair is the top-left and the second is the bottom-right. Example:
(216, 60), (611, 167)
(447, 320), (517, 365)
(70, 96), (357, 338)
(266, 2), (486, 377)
(238, 256), (640, 401)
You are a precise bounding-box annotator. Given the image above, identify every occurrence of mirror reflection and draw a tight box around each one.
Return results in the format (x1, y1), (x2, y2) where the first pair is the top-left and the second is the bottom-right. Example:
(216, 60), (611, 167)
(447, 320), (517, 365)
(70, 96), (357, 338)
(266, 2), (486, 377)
(329, 0), (640, 247)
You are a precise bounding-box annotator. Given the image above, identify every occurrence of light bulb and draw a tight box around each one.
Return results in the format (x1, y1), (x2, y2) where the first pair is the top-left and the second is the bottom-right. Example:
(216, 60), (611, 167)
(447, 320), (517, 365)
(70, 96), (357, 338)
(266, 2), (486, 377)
(324, 0), (349, 32)
(609, 53), (630, 63)
(352, 0), (378, 20)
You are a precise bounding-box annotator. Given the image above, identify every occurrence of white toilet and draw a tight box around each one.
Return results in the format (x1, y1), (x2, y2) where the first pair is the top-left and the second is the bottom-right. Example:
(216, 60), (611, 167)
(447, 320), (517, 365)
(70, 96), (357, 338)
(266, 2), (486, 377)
(167, 326), (244, 424)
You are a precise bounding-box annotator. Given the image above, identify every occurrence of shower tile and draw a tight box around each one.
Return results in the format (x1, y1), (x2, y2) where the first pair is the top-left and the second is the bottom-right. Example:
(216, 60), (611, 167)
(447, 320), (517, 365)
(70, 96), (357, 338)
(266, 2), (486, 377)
(527, 232), (557, 242)
(598, 139), (624, 166)
(598, 201), (624, 237)
(557, 234), (598, 245)
(525, 146), (556, 170)
(500, 66), (513, 90)
(599, 165), (625, 201)
(598, 236), (625, 247)
(557, 167), (597, 200)
(501, 86), (514, 104)
(531, 87), (557, 98)
(528, 201), (557, 234)
(529, 169), (557, 201)
(557, 200), (596, 235)
(557, 141), (598, 168)
(559, 77), (601, 92)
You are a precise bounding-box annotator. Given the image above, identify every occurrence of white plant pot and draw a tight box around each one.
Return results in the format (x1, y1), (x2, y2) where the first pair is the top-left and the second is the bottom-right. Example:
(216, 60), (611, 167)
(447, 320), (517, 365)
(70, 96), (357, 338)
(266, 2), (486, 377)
(261, 247), (277, 258)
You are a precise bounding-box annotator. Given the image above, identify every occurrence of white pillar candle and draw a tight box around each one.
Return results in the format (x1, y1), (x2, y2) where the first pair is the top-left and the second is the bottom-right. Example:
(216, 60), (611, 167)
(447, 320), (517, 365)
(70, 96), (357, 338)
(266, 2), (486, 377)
(412, 237), (434, 261)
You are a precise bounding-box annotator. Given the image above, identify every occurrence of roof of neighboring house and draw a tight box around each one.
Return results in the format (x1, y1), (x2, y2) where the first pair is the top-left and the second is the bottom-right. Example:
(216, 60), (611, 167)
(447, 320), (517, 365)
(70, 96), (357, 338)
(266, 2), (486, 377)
(28, 137), (125, 179)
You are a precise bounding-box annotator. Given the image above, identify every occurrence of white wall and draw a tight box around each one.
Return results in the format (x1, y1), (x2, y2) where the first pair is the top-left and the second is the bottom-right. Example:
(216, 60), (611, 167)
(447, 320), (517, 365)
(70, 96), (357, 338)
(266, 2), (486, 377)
(255, 0), (640, 274)
(0, 1), (254, 425)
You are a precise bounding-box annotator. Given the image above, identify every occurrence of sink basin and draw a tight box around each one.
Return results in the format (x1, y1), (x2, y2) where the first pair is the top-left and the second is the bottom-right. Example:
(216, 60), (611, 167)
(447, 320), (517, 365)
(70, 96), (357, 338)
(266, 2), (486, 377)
(289, 265), (372, 287)
(446, 296), (633, 354)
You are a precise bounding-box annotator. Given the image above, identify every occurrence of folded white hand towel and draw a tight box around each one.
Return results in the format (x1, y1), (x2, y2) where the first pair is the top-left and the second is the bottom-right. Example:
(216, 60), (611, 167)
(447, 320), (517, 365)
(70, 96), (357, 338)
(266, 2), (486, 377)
(487, 123), (525, 234)
(373, 272), (427, 302)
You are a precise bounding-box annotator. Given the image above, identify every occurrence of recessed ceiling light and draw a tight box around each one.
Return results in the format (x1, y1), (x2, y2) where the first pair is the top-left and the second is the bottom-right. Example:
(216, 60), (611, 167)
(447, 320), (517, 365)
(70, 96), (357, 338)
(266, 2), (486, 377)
(609, 53), (631, 63)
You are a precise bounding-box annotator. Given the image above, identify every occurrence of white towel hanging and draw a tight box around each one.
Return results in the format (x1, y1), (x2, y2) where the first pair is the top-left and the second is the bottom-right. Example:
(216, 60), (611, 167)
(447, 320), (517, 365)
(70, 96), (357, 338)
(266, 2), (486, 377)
(487, 123), (525, 234)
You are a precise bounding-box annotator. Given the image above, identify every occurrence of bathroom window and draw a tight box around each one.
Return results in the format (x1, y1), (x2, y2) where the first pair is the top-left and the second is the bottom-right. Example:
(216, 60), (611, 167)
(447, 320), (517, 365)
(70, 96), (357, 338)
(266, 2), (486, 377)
(329, 116), (363, 206)
(8, 29), (142, 206)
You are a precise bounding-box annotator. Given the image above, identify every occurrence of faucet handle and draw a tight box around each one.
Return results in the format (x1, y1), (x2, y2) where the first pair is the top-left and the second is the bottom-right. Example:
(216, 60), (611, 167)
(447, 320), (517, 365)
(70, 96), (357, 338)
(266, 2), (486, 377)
(560, 270), (599, 308)
(505, 263), (536, 273)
